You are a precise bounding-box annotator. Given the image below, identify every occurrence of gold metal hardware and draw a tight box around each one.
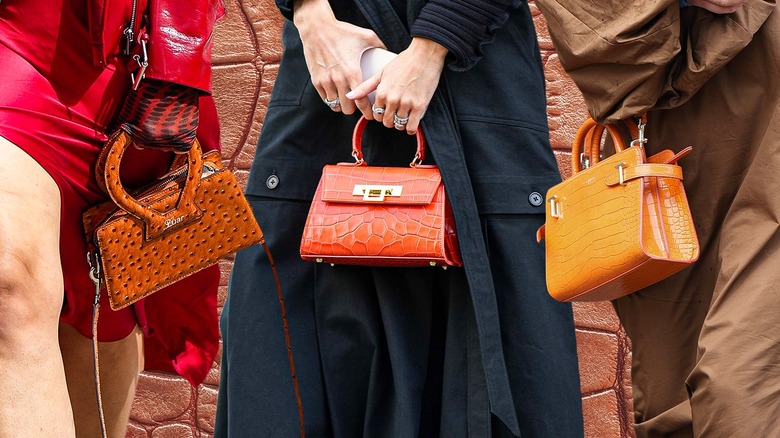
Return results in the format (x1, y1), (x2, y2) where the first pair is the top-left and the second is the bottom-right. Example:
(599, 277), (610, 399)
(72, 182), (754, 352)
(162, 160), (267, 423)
(410, 152), (423, 167)
(429, 261), (437, 267)
(315, 258), (323, 263)
(549, 196), (562, 218)
(353, 185), (403, 201)
(615, 162), (626, 185)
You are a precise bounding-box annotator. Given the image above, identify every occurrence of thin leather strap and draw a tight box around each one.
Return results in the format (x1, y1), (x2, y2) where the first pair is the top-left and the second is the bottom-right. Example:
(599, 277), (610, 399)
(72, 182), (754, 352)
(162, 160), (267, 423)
(92, 281), (108, 438)
(262, 241), (305, 437)
(605, 163), (684, 186)
(89, 242), (304, 438)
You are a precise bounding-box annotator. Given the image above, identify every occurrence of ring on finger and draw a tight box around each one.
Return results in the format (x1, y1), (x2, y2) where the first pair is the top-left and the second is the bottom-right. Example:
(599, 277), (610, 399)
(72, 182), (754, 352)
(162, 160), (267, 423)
(393, 113), (409, 126)
(324, 96), (341, 109)
(372, 105), (385, 115)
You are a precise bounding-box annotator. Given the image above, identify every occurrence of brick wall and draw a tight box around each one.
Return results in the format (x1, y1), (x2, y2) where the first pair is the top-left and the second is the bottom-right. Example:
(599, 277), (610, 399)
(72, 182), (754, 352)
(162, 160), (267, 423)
(125, 1), (635, 436)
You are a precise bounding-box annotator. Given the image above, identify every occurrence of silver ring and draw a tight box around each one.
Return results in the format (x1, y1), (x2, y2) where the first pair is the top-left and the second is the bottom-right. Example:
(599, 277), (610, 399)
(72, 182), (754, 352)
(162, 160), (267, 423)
(372, 105), (385, 115)
(324, 97), (340, 108)
(393, 113), (409, 126)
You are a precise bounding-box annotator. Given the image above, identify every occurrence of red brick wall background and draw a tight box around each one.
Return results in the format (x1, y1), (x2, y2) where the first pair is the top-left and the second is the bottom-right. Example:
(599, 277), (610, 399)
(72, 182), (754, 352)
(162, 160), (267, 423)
(125, 1), (635, 436)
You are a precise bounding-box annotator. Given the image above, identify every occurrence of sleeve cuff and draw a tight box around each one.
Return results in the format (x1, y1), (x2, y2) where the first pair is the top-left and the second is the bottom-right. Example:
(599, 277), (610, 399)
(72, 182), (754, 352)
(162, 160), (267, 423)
(410, 0), (522, 71)
(276, 0), (295, 20)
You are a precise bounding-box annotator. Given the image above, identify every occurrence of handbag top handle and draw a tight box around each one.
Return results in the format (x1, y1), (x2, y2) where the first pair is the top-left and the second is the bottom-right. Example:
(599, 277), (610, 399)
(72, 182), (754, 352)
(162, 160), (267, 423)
(98, 130), (205, 240)
(571, 115), (646, 173)
(351, 116), (426, 167)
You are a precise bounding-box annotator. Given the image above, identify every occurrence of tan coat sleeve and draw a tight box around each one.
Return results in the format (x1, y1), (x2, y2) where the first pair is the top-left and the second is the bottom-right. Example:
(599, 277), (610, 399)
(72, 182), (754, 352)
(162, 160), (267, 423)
(535, 0), (775, 123)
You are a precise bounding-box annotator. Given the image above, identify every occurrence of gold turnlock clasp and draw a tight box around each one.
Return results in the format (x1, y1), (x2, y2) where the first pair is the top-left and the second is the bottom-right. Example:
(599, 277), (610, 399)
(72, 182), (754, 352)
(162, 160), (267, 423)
(548, 195), (562, 218)
(615, 162), (627, 185)
(353, 185), (403, 201)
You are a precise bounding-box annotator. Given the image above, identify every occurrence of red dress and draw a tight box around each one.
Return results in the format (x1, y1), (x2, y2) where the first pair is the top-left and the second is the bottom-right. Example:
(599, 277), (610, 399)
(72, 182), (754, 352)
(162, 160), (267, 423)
(0, 0), (221, 385)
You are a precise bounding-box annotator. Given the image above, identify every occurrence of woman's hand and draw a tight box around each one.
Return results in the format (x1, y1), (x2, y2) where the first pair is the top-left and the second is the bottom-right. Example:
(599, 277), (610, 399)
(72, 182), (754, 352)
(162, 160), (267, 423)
(686, 0), (745, 14)
(347, 37), (448, 135)
(294, 0), (384, 115)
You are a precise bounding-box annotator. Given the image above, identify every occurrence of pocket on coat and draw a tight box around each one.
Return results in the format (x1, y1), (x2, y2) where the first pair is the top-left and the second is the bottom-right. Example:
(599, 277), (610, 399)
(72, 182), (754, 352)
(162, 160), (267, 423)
(457, 119), (561, 215)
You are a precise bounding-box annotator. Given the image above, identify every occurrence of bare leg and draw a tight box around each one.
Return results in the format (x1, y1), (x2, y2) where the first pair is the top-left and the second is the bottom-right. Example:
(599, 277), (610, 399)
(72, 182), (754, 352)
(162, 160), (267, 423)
(0, 136), (75, 436)
(60, 323), (144, 438)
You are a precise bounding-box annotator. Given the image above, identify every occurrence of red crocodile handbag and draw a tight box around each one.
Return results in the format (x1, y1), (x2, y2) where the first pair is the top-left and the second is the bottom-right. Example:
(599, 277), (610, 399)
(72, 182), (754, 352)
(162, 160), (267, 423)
(300, 116), (462, 268)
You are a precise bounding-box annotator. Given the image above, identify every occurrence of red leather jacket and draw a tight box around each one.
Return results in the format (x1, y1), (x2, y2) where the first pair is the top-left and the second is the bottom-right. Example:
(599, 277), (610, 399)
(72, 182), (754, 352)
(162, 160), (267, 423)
(88, 0), (225, 92)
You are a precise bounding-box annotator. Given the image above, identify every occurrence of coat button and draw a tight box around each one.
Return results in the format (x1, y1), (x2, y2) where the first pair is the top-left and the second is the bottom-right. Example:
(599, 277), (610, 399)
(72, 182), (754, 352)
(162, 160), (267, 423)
(266, 174), (279, 190)
(528, 191), (543, 207)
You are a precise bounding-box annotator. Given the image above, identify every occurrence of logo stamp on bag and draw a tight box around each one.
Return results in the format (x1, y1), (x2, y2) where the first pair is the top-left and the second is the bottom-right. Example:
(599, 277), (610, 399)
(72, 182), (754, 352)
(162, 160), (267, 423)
(164, 216), (186, 229)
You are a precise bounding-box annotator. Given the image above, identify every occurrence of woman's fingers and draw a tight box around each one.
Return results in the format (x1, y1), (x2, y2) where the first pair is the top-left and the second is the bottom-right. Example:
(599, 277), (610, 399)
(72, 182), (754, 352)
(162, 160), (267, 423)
(318, 82), (341, 111)
(314, 73), (358, 113)
(404, 106), (426, 135)
(374, 94), (420, 133)
(298, 16), (385, 115)
(347, 73), (381, 119)
(368, 37), (446, 135)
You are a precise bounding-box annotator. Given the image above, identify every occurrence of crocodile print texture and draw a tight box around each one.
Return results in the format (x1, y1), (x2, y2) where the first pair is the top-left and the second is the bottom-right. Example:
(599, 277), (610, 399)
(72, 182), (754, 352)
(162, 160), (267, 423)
(83, 134), (264, 310)
(300, 163), (462, 267)
(543, 131), (699, 302)
(122, 3), (636, 435)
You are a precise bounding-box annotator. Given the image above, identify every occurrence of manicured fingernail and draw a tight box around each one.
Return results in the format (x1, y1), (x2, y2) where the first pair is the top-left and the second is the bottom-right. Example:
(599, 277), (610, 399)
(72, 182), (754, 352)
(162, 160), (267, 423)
(346, 90), (356, 99)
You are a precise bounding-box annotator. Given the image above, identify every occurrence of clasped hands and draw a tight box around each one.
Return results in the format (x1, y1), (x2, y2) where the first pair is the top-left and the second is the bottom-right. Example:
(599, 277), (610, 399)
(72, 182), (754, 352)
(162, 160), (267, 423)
(294, 0), (446, 135)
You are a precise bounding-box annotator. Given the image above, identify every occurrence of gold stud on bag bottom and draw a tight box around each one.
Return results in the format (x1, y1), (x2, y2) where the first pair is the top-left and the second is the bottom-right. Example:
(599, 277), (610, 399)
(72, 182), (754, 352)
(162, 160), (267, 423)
(537, 116), (700, 302)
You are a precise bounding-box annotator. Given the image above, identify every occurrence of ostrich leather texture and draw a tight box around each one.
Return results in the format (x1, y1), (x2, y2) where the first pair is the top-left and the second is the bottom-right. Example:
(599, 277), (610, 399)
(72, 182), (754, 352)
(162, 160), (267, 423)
(300, 118), (462, 268)
(83, 130), (263, 310)
(537, 117), (699, 302)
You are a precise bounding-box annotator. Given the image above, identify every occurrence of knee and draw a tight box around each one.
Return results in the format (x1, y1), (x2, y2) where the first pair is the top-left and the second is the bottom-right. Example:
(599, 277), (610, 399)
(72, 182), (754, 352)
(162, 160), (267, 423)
(0, 248), (63, 338)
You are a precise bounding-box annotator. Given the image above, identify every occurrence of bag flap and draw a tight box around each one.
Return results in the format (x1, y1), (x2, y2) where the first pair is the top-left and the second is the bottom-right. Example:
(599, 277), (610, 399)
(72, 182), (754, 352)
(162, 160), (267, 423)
(320, 163), (442, 205)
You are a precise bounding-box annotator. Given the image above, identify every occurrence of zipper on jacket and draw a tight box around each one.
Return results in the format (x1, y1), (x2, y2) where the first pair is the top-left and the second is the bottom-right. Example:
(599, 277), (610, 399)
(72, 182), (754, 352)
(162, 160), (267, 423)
(123, 0), (139, 55)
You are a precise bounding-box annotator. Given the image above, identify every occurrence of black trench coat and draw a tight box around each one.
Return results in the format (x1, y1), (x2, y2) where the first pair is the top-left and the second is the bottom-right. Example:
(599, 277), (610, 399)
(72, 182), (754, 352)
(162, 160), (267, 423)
(215, 1), (583, 436)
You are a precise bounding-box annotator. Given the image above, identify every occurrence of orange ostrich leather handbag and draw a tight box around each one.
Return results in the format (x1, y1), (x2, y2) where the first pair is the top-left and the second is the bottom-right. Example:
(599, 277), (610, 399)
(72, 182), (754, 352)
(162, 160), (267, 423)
(82, 131), (305, 438)
(82, 130), (264, 310)
(537, 116), (699, 302)
(300, 116), (462, 268)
